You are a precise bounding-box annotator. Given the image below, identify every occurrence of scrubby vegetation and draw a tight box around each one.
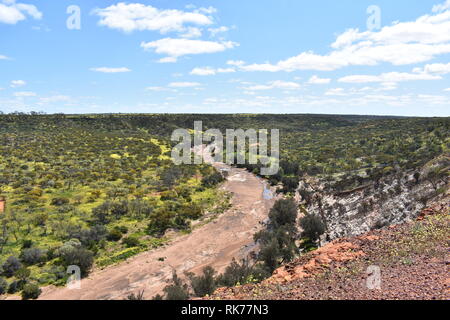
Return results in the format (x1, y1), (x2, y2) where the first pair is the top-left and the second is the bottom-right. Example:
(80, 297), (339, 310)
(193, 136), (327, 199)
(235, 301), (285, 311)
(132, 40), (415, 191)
(0, 113), (229, 297)
(0, 112), (448, 298)
(156, 198), (325, 300)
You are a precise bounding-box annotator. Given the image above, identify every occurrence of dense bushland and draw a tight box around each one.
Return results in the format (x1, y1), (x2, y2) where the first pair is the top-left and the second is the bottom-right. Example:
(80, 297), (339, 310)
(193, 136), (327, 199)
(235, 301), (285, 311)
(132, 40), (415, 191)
(0, 113), (229, 298)
(0, 112), (448, 298)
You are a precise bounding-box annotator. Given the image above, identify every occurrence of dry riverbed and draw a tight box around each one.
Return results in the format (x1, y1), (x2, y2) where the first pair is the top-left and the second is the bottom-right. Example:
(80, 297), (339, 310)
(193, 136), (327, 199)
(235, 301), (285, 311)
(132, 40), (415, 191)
(36, 145), (276, 300)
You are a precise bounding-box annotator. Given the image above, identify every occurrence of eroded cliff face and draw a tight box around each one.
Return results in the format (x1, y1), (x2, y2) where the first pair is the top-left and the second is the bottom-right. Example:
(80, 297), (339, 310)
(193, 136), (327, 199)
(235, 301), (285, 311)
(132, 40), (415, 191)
(296, 155), (449, 242)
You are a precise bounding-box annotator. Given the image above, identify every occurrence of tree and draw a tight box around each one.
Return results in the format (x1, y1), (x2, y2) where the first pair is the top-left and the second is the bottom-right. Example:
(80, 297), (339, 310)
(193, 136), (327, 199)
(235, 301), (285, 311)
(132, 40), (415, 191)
(107, 228), (123, 242)
(268, 199), (298, 229)
(59, 247), (94, 277)
(20, 248), (45, 265)
(2, 256), (22, 277)
(0, 277), (7, 295)
(217, 258), (254, 287)
(299, 214), (326, 243)
(15, 267), (31, 281)
(163, 271), (189, 300)
(187, 266), (217, 297)
(280, 176), (299, 194)
(254, 199), (300, 273)
(147, 209), (174, 236)
(122, 236), (140, 248)
(257, 237), (280, 273)
(7, 280), (26, 294)
(201, 172), (224, 187)
(21, 283), (42, 300)
(126, 290), (145, 300)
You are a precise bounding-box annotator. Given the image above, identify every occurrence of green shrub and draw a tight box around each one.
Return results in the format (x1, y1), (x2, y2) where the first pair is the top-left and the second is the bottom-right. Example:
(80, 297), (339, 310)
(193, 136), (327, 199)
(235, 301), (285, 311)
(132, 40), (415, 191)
(268, 198), (298, 229)
(20, 248), (45, 265)
(0, 277), (7, 295)
(116, 226), (128, 234)
(217, 258), (254, 287)
(7, 280), (26, 294)
(299, 214), (326, 242)
(107, 229), (123, 242)
(257, 237), (280, 273)
(2, 256), (22, 278)
(126, 290), (145, 300)
(21, 283), (42, 300)
(21, 239), (33, 249)
(96, 247), (142, 267)
(59, 247), (94, 277)
(15, 267), (31, 281)
(50, 197), (70, 206)
(187, 266), (217, 297)
(122, 236), (140, 248)
(163, 272), (189, 300)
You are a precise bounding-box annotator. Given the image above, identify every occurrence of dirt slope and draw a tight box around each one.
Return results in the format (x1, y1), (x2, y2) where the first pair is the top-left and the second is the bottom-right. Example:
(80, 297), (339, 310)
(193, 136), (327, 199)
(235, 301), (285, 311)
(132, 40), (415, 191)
(36, 145), (276, 300)
(208, 197), (449, 300)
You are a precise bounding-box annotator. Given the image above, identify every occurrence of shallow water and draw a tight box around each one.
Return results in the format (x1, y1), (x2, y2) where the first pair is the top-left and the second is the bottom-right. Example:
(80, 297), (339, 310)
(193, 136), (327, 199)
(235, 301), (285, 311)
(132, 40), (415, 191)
(263, 185), (273, 200)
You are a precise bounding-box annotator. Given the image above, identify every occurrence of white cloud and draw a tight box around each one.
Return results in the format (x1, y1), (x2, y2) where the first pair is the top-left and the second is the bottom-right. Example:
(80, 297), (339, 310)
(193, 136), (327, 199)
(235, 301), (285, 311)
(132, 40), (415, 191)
(325, 88), (346, 96)
(190, 66), (235, 76)
(10, 79), (26, 87)
(39, 95), (71, 103)
(432, 0), (450, 13)
(190, 67), (216, 76)
(325, 83), (398, 97)
(338, 72), (441, 83)
(141, 38), (238, 62)
(227, 60), (245, 66)
(208, 26), (229, 37)
(145, 86), (173, 92)
(0, 54), (10, 60)
(157, 57), (177, 63)
(417, 93), (449, 104)
(245, 80), (300, 91)
(236, 3), (450, 72)
(13, 91), (36, 97)
(444, 87), (450, 91)
(307, 75), (331, 84)
(90, 67), (131, 73)
(413, 62), (450, 74)
(168, 81), (201, 88)
(93, 3), (213, 34)
(217, 68), (235, 73)
(0, 1), (42, 24)
(180, 26), (202, 38)
(195, 6), (217, 15)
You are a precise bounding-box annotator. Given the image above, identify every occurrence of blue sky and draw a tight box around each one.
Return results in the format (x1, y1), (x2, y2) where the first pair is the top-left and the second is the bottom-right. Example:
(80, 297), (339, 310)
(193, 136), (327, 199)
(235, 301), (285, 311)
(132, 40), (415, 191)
(1, 0), (450, 116)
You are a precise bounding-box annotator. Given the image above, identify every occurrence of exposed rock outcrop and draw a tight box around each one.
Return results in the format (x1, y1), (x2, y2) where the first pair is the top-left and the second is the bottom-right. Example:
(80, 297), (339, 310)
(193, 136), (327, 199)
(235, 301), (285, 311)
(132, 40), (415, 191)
(297, 155), (449, 241)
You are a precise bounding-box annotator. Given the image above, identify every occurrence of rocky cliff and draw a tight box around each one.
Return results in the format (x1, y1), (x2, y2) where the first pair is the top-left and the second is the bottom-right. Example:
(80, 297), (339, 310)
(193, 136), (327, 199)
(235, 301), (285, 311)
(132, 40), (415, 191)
(297, 154), (449, 242)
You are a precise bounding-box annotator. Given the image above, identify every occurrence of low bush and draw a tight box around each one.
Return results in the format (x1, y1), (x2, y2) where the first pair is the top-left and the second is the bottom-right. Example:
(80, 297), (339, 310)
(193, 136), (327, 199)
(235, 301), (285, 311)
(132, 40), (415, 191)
(21, 283), (42, 300)
(0, 277), (7, 295)
(187, 266), (217, 297)
(20, 248), (45, 265)
(2, 256), (22, 278)
(163, 271), (189, 300)
(7, 279), (27, 294)
(299, 214), (326, 242)
(107, 229), (123, 242)
(122, 236), (140, 248)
